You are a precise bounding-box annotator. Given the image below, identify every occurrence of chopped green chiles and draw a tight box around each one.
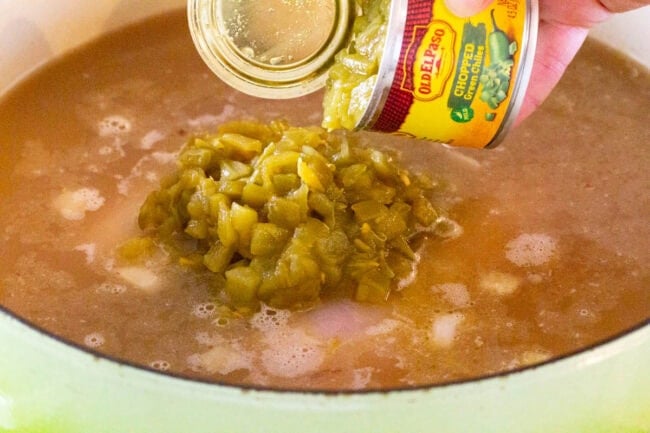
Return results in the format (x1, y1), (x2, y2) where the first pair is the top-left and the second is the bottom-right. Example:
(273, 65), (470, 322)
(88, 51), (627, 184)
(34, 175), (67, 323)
(134, 120), (440, 309)
(322, 0), (389, 131)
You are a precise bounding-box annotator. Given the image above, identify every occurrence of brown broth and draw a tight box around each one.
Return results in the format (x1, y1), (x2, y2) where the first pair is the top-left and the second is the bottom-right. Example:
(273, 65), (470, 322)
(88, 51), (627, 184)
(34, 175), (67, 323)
(0, 10), (648, 390)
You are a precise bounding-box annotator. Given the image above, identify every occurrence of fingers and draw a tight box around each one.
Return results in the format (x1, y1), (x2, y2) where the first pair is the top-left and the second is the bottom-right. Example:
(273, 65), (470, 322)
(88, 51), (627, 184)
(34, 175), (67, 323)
(598, 0), (650, 13)
(516, 21), (589, 123)
(444, 0), (493, 18)
(516, 0), (638, 123)
(538, 0), (612, 27)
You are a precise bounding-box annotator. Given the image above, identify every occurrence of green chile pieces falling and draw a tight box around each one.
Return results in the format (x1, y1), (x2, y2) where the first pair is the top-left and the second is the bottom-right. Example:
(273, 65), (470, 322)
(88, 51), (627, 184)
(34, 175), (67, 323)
(480, 9), (518, 111)
(136, 121), (441, 309)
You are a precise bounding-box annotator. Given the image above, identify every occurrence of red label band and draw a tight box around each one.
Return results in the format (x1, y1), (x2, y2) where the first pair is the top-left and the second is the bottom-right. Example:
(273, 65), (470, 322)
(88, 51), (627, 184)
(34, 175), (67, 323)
(372, 0), (434, 133)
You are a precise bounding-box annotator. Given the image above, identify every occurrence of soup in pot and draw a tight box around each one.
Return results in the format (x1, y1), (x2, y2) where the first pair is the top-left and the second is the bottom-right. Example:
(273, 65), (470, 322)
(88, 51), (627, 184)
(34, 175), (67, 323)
(0, 10), (648, 390)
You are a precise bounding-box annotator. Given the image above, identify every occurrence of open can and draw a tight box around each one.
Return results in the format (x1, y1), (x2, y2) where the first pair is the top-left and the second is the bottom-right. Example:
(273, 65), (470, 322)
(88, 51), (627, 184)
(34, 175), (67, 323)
(188, 0), (539, 148)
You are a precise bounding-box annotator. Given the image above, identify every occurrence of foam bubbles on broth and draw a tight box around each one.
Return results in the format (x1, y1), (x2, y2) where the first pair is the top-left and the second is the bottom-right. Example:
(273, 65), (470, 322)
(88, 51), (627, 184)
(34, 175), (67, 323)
(140, 130), (166, 150)
(261, 328), (325, 378)
(433, 283), (471, 308)
(83, 332), (105, 348)
(188, 343), (253, 375)
(250, 304), (291, 331)
(150, 360), (171, 371)
(479, 272), (521, 296)
(98, 115), (132, 137)
(505, 233), (557, 267)
(53, 188), (105, 221)
(192, 302), (217, 319)
(74, 243), (97, 264)
(430, 313), (464, 347)
(96, 282), (127, 295)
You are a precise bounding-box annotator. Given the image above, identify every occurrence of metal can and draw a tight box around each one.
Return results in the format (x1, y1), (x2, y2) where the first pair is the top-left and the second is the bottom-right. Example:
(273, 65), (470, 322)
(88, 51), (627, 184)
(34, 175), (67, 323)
(188, 0), (538, 148)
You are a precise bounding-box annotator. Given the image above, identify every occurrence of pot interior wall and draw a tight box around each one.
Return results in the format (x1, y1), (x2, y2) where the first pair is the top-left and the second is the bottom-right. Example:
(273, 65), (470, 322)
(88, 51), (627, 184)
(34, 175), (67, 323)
(0, 0), (185, 94)
(1, 2), (649, 96)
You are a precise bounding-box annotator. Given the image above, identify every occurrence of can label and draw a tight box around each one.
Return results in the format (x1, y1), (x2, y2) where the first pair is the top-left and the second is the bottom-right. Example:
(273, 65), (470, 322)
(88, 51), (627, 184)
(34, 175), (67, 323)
(371, 0), (532, 148)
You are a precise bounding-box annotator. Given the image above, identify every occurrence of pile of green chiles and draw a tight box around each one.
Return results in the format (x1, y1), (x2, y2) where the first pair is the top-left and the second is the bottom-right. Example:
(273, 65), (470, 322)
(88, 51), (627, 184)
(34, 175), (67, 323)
(133, 121), (439, 309)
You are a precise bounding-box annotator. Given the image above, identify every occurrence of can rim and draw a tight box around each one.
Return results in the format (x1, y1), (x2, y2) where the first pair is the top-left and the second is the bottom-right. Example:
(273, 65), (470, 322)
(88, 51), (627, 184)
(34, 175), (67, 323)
(188, 0), (354, 99)
(355, 0), (408, 129)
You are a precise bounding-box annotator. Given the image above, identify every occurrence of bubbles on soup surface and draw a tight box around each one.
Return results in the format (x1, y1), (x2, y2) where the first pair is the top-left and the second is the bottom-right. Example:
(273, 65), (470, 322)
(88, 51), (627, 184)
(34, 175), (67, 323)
(250, 304), (291, 331)
(430, 313), (464, 347)
(192, 302), (217, 319)
(433, 216), (464, 239)
(351, 367), (374, 389)
(519, 349), (552, 366)
(115, 266), (160, 293)
(397, 253), (420, 290)
(187, 106), (235, 128)
(479, 272), (521, 296)
(187, 343), (253, 375)
(505, 233), (557, 267)
(74, 243), (97, 264)
(304, 300), (385, 340)
(261, 328), (325, 378)
(579, 308), (591, 317)
(98, 115), (132, 136)
(365, 319), (401, 336)
(96, 281), (127, 295)
(83, 332), (105, 348)
(140, 130), (166, 150)
(150, 360), (171, 371)
(195, 332), (222, 346)
(433, 283), (471, 307)
(53, 188), (105, 221)
(527, 273), (544, 284)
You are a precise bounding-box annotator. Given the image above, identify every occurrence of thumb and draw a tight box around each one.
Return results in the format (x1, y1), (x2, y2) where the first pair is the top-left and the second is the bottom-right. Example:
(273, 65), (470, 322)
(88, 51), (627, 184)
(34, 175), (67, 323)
(444, 0), (493, 17)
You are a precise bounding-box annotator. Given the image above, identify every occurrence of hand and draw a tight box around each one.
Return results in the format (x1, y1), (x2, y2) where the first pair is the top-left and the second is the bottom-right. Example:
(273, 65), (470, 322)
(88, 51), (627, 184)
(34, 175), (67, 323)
(444, 0), (650, 123)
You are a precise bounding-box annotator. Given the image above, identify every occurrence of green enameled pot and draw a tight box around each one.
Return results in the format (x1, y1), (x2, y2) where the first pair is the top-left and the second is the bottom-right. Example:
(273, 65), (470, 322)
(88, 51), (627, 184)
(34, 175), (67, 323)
(0, 1), (648, 432)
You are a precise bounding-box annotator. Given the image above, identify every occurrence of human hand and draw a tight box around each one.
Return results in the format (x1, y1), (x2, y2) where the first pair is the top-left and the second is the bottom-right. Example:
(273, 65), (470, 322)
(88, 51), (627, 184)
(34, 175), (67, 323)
(444, 0), (650, 123)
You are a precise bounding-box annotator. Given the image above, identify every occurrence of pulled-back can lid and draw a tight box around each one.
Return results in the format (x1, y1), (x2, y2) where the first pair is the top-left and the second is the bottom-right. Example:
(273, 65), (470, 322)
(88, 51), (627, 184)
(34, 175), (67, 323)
(188, 0), (354, 99)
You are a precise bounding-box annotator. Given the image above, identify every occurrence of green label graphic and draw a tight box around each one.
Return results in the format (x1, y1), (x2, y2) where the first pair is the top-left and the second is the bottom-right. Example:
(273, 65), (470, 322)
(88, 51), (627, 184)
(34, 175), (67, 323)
(447, 22), (486, 121)
(451, 107), (475, 123)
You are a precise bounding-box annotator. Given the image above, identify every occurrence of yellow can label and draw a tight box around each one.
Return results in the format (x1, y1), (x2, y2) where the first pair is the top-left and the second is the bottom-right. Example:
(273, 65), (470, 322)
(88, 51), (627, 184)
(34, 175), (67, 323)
(370, 0), (532, 148)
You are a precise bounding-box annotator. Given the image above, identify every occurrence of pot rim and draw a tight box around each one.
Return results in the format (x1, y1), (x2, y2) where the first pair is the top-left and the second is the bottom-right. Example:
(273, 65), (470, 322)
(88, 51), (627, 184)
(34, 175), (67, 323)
(0, 2), (648, 400)
(1, 302), (648, 395)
